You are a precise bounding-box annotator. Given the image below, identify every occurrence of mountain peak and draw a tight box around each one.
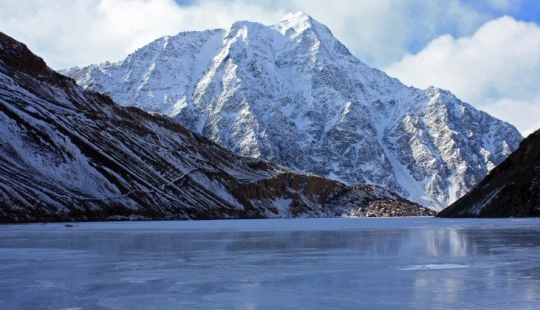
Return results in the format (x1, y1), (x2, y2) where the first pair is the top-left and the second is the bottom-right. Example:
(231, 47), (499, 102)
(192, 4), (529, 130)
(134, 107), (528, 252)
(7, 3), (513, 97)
(64, 16), (523, 210)
(0, 32), (51, 78)
(276, 11), (317, 33)
(280, 11), (313, 23)
(0, 31), (75, 89)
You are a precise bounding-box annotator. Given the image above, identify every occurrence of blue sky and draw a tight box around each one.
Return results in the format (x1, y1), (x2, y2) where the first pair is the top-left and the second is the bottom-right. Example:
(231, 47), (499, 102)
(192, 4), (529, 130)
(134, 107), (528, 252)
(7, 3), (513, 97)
(516, 0), (540, 22)
(404, 0), (540, 53)
(1, 0), (539, 133)
(466, 0), (540, 22)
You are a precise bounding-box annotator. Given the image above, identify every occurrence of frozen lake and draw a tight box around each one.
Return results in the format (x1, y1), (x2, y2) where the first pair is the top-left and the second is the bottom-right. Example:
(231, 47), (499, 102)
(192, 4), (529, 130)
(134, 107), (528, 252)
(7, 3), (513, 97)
(1, 218), (540, 309)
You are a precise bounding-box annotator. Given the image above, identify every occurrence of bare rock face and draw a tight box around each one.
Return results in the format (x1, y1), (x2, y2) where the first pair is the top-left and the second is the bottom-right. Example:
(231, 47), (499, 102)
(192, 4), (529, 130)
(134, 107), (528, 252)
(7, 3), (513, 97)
(0, 32), (429, 223)
(438, 130), (540, 217)
(64, 12), (522, 210)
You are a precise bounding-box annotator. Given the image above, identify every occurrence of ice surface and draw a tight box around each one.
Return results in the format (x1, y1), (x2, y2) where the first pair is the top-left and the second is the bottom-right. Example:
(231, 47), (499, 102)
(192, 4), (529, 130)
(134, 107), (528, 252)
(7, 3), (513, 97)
(1, 218), (540, 309)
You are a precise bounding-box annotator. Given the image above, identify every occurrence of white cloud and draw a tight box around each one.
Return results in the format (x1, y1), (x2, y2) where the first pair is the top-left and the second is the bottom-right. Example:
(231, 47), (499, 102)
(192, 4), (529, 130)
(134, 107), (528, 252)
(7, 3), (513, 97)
(282, 0), (490, 68)
(386, 16), (540, 134)
(0, 0), (495, 70)
(483, 98), (540, 136)
(0, 0), (102, 68)
(0, 0), (289, 69)
(486, 0), (520, 11)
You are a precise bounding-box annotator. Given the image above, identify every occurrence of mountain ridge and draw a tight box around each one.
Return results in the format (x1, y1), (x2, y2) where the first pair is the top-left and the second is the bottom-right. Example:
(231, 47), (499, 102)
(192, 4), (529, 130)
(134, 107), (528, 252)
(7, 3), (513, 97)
(64, 12), (523, 210)
(0, 31), (435, 223)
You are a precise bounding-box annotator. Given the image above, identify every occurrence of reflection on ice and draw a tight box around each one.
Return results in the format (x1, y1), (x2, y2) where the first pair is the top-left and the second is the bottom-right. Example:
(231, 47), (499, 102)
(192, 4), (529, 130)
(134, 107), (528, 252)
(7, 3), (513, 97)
(399, 263), (469, 270)
(1, 218), (540, 309)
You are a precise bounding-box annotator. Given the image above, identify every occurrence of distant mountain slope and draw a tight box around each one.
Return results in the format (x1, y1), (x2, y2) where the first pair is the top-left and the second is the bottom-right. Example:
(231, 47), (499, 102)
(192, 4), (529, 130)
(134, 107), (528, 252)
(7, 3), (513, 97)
(0, 32), (433, 223)
(64, 12), (523, 210)
(438, 130), (540, 217)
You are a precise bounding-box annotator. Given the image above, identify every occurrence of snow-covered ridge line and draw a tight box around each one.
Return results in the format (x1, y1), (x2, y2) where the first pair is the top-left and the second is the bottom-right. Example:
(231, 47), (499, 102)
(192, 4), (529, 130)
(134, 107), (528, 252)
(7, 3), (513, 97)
(64, 12), (523, 210)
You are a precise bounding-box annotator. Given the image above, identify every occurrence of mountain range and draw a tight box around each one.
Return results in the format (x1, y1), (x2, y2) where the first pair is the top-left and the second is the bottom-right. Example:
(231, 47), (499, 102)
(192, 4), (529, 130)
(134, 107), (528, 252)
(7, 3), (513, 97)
(64, 12), (523, 210)
(0, 31), (435, 223)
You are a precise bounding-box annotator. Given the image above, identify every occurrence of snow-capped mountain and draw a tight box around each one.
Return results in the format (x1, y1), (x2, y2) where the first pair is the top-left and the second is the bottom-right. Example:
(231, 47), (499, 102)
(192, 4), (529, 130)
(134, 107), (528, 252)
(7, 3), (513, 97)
(64, 12), (523, 210)
(438, 129), (540, 217)
(0, 32), (434, 223)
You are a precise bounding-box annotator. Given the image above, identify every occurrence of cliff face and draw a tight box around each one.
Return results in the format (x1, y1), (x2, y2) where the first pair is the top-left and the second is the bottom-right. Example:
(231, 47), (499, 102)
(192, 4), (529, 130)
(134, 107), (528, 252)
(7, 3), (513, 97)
(438, 130), (540, 218)
(0, 32), (432, 223)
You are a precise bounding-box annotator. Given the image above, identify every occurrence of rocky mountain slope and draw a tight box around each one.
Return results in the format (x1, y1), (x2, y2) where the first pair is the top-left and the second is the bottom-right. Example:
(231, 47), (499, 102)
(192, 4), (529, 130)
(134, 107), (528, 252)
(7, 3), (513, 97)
(64, 12), (523, 210)
(438, 129), (540, 217)
(0, 32), (434, 223)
